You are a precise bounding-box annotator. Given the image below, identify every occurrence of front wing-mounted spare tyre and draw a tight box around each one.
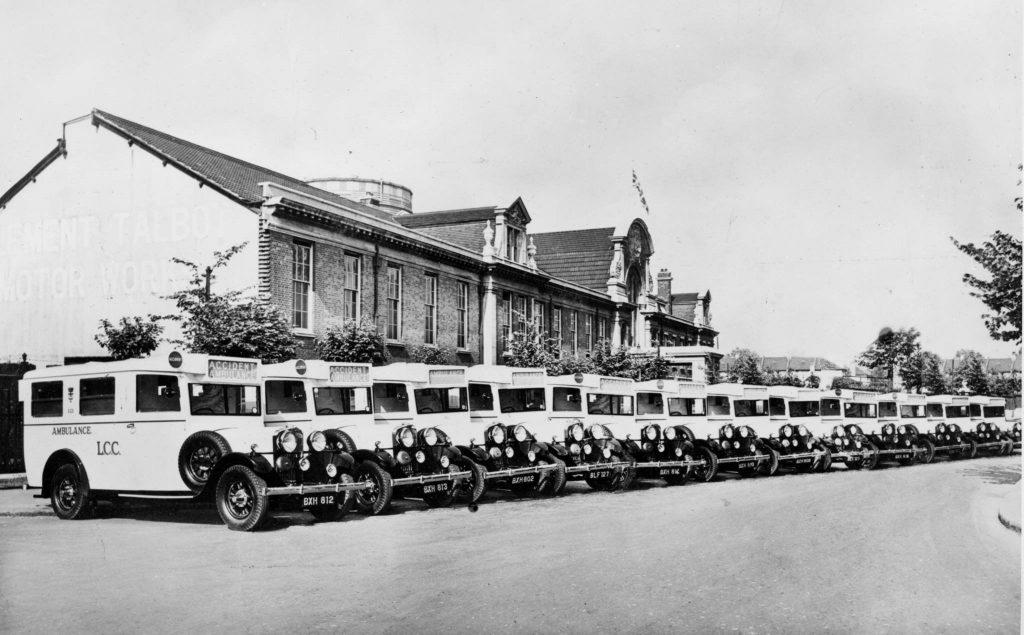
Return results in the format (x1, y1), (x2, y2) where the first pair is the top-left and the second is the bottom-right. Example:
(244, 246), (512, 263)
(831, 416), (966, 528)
(179, 431), (231, 493)
(215, 464), (270, 531)
(50, 463), (93, 520)
(325, 429), (357, 454)
(757, 446), (780, 477)
(536, 456), (568, 495)
(455, 458), (487, 504)
(917, 438), (936, 464)
(354, 461), (393, 515)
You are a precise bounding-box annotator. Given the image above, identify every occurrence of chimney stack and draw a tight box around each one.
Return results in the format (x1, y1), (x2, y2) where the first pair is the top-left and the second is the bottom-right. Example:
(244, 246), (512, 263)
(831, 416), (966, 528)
(657, 268), (673, 303)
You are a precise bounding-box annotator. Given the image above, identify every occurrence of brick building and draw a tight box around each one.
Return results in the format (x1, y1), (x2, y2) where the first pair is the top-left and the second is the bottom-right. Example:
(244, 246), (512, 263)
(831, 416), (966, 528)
(0, 109), (721, 373)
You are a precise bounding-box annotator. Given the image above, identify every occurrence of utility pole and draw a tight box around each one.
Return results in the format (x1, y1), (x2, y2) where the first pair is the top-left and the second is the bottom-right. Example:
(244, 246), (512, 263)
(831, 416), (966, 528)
(204, 266), (212, 300)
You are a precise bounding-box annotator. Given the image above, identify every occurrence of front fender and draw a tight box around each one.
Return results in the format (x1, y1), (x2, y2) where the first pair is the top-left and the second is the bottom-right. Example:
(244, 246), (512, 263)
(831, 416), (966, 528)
(540, 442), (569, 459)
(202, 452), (275, 499)
(458, 445), (489, 463)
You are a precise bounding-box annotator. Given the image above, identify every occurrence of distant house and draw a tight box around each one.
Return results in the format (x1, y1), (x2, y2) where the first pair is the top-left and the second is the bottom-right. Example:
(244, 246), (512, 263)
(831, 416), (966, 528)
(718, 354), (845, 387)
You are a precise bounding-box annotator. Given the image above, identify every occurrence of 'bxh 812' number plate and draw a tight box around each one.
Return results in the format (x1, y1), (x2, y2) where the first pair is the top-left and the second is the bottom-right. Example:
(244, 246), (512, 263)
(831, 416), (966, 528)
(303, 494), (336, 508)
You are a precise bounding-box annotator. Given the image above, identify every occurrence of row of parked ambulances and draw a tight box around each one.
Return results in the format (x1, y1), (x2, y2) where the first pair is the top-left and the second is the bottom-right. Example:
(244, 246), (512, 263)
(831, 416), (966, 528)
(20, 353), (1021, 531)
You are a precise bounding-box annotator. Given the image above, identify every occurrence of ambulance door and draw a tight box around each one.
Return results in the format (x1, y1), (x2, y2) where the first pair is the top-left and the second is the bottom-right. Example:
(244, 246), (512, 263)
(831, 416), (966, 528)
(129, 373), (187, 492)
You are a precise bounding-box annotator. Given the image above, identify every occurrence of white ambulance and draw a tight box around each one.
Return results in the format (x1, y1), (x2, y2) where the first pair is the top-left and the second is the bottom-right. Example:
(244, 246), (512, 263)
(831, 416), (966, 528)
(464, 365), (566, 496)
(626, 378), (701, 485)
(843, 389), (918, 466)
(698, 383), (777, 478)
(368, 363), (484, 507)
(665, 381), (721, 482)
(923, 394), (978, 460)
(21, 352), (366, 531)
(967, 396), (1013, 456)
(763, 386), (831, 473)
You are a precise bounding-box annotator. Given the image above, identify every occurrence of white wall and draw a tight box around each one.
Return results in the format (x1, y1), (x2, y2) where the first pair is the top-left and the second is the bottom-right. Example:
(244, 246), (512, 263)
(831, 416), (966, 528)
(0, 119), (259, 364)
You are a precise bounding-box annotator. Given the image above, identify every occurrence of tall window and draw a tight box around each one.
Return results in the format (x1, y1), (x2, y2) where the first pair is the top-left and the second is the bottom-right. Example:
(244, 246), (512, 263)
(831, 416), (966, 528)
(502, 292), (512, 345)
(533, 300), (546, 335)
(514, 295), (528, 335)
(386, 265), (402, 340)
(506, 227), (524, 263)
(598, 317), (607, 344)
(585, 315), (593, 351)
(552, 308), (562, 357)
(342, 253), (360, 322)
(292, 242), (312, 329)
(570, 311), (578, 356)
(457, 282), (469, 349)
(424, 274), (438, 345)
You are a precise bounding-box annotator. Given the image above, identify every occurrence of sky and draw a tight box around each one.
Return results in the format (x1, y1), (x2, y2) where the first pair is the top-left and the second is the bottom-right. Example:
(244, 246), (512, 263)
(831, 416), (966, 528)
(0, 0), (1020, 366)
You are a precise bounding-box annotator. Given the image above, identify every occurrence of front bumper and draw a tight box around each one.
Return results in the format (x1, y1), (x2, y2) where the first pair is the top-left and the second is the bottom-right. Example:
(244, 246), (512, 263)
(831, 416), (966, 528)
(484, 463), (559, 481)
(259, 481), (369, 497)
(715, 453), (769, 466)
(391, 470), (471, 488)
(565, 460), (632, 475)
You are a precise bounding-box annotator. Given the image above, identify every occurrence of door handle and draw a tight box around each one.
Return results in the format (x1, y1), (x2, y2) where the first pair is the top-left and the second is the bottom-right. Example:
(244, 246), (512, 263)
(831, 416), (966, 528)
(126, 423), (135, 430)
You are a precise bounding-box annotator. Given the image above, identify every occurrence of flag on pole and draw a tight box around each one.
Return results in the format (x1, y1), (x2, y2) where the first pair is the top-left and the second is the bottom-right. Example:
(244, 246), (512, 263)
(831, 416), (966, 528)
(632, 169), (650, 215)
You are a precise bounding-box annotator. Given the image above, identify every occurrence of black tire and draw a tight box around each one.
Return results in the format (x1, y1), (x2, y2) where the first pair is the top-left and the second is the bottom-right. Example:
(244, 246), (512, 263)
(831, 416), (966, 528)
(178, 431), (230, 493)
(965, 439), (978, 459)
(862, 442), (880, 470)
(692, 447), (719, 483)
(815, 446), (833, 473)
(918, 438), (936, 464)
(584, 466), (622, 491)
(898, 445), (918, 467)
(423, 465), (460, 508)
(50, 464), (92, 520)
(455, 459), (487, 504)
(662, 452), (692, 486)
(215, 465), (270, 531)
(616, 455), (637, 491)
(537, 456), (568, 495)
(325, 429), (357, 454)
(309, 473), (357, 522)
(353, 461), (393, 515)
(757, 446), (778, 475)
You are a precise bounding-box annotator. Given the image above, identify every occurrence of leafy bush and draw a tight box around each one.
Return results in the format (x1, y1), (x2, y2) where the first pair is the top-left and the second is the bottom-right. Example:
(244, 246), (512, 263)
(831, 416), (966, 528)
(315, 319), (390, 365)
(94, 315), (164, 360)
(407, 344), (458, 365)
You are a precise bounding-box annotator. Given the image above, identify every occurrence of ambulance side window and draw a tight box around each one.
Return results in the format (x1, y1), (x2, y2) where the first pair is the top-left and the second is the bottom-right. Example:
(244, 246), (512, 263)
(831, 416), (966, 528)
(31, 381), (63, 417)
(468, 383), (494, 412)
(80, 377), (115, 416)
(552, 387), (581, 412)
(136, 375), (181, 413)
(372, 383), (409, 413)
(768, 398), (786, 416)
(266, 380), (307, 414)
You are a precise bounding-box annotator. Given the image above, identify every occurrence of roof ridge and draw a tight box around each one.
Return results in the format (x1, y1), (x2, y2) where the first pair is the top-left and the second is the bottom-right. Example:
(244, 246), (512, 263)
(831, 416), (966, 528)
(93, 109), (312, 204)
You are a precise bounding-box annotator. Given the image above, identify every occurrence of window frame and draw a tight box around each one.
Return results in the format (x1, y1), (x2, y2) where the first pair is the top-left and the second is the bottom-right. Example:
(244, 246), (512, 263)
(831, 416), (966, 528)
(424, 273), (438, 345)
(30, 380), (63, 418)
(551, 308), (562, 358)
(569, 311), (578, 356)
(342, 252), (361, 323)
(386, 264), (403, 341)
(291, 241), (312, 331)
(456, 281), (469, 349)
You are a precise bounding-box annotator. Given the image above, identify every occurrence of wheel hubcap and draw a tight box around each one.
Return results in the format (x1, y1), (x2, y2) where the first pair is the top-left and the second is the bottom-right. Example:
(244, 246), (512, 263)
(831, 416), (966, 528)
(56, 477), (77, 510)
(226, 480), (253, 518)
(190, 446), (220, 482)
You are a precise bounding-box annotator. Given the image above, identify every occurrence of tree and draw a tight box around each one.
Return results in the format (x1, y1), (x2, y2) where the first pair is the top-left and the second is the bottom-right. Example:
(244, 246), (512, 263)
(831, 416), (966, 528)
(950, 167), (1022, 344)
(629, 355), (671, 382)
(857, 327), (921, 388)
(990, 374), (1021, 399)
(505, 323), (556, 370)
(164, 243), (297, 363)
(764, 372), (803, 387)
(407, 344), (457, 365)
(949, 349), (989, 395)
(315, 319), (389, 365)
(918, 351), (949, 394)
(804, 374), (820, 389)
(590, 340), (632, 378)
(94, 315), (163, 360)
(725, 348), (764, 384)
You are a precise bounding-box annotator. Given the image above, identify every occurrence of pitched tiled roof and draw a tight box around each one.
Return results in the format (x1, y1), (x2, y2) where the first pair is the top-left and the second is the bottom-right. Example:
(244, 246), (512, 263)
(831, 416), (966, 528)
(667, 292), (699, 321)
(761, 356), (789, 372)
(532, 227), (615, 290)
(91, 109), (397, 223)
(985, 357), (1018, 374)
(396, 207), (497, 227)
(411, 221), (489, 253)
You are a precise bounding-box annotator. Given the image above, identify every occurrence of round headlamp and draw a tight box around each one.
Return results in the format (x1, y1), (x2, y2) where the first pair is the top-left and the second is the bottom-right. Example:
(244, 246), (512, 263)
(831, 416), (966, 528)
(415, 450), (426, 463)
(850, 425), (861, 436)
(722, 440), (732, 450)
(399, 427), (416, 448)
(397, 450), (411, 465)
(724, 426), (734, 439)
(645, 426), (658, 441)
(855, 439), (862, 449)
(326, 463), (338, 478)
(298, 456), (311, 471)
(570, 443), (581, 455)
(570, 423), (585, 442)
(278, 429), (300, 453)
(905, 439), (911, 447)
(782, 426), (792, 438)
(664, 427), (677, 441)
(505, 446), (515, 458)
(739, 427), (749, 438)
(583, 443), (593, 455)
(440, 455), (450, 468)
(423, 428), (439, 446)
(898, 425), (906, 435)
(782, 439), (790, 448)
(675, 447), (683, 457)
(590, 425), (611, 440)
(513, 425), (529, 443)
(527, 450), (536, 462)
(798, 425), (809, 437)
(489, 447), (502, 459)
(937, 423), (946, 433)
(308, 431), (327, 453)
(489, 425), (506, 445)
(602, 447), (612, 459)
(834, 426), (845, 438)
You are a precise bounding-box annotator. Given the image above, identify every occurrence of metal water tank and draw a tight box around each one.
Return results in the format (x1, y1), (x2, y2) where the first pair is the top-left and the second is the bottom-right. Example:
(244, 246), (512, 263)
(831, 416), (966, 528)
(306, 177), (413, 214)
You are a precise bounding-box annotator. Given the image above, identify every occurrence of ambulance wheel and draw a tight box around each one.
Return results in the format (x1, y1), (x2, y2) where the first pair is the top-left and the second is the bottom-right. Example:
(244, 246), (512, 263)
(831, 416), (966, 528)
(898, 446), (918, 467)
(50, 464), (92, 520)
(325, 429), (357, 454)
(537, 456), (567, 495)
(423, 465), (460, 508)
(616, 457), (637, 491)
(455, 458), (487, 505)
(918, 439), (936, 464)
(353, 461), (393, 515)
(965, 439), (978, 459)
(1000, 436), (1013, 456)
(693, 447), (719, 483)
(309, 473), (357, 522)
(179, 431), (230, 493)
(584, 470), (620, 491)
(757, 447), (780, 477)
(663, 453), (692, 486)
(815, 446), (833, 473)
(215, 465), (270, 532)
(862, 442), (880, 470)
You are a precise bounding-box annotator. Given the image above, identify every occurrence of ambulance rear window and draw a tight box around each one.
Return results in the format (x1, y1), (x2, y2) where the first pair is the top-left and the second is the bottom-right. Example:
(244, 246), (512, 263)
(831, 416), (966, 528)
(926, 404), (944, 418)
(372, 383), (409, 413)
(587, 393), (633, 416)
(266, 380), (307, 414)
(552, 387), (581, 412)
(189, 384), (260, 416)
(878, 402), (897, 418)
(900, 405), (926, 418)
(312, 386), (371, 415)
(969, 404), (982, 417)
(498, 388), (546, 413)
(768, 398), (786, 416)
(31, 381), (63, 417)
(668, 397), (705, 416)
(789, 401), (819, 417)
(984, 406), (1005, 418)
(469, 383), (494, 412)
(708, 396), (730, 416)
(136, 375), (180, 413)
(80, 377), (115, 416)
(636, 392), (663, 415)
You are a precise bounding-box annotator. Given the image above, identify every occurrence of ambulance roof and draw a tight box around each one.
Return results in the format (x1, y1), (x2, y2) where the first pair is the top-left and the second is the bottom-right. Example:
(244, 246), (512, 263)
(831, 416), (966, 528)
(876, 392), (927, 404)
(709, 383), (767, 399)
(370, 363), (466, 385)
(465, 366), (546, 387)
(21, 352), (260, 380)
(262, 360), (371, 384)
(767, 386), (821, 400)
(926, 394), (970, 405)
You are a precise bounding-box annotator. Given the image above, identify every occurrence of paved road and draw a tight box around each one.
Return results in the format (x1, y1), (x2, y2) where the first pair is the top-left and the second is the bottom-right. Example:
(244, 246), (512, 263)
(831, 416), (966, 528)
(1, 455), (1019, 634)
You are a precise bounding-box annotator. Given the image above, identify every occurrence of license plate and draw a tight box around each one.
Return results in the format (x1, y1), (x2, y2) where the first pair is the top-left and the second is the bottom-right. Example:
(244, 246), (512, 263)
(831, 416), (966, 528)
(795, 457), (812, 464)
(893, 453), (910, 460)
(510, 474), (537, 485)
(422, 481), (451, 495)
(590, 470), (611, 479)
(737, 462), (754, 470)
(658, 467), (682, 476)
(303, 494), (336, 508)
